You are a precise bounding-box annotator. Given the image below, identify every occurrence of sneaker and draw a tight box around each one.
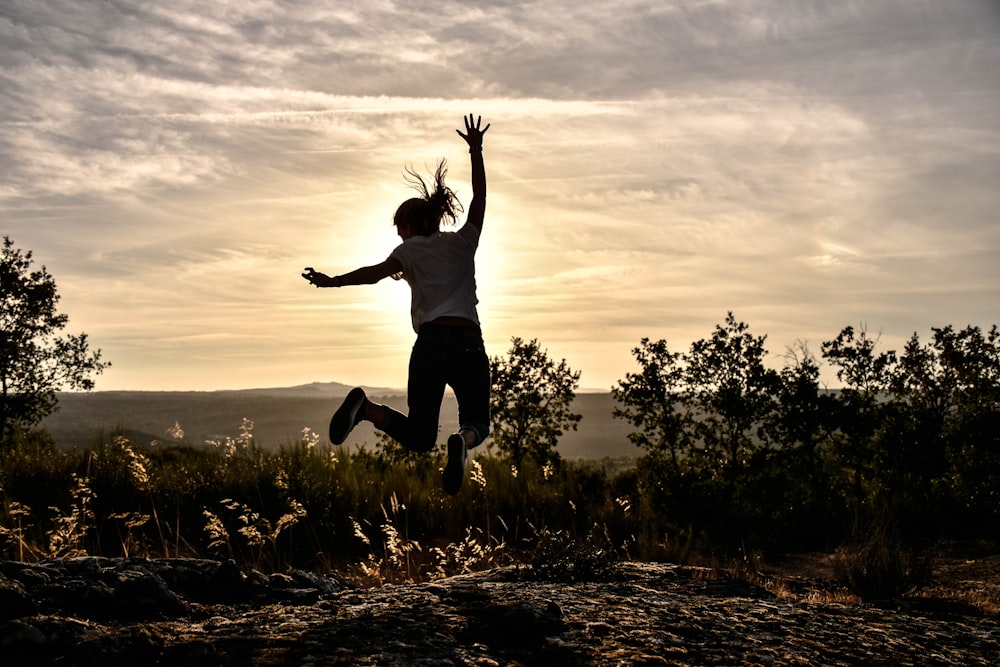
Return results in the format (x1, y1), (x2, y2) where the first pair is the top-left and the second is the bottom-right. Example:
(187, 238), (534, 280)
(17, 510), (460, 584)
(442, 433), (468, 495)
(329, 387), (366, 445)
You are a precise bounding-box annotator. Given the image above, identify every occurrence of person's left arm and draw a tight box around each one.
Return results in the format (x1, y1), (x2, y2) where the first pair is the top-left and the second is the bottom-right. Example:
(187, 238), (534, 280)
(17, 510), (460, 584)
(456, 114), (489, 233)
(302, 257), (403, 288)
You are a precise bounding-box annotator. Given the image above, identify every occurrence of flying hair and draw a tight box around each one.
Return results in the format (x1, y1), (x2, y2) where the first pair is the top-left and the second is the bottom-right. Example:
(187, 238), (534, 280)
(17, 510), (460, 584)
(395, 159), (463, 236)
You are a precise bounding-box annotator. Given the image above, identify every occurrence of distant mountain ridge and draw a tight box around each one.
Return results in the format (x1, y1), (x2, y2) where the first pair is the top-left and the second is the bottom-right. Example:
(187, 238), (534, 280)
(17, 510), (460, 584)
(215, 381), (405, 398)
(41, 383), (636, 461)
(85, 381), (405, 399)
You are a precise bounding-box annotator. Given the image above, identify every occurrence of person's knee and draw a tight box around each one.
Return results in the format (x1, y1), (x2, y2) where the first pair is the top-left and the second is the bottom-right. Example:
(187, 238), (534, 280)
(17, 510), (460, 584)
(461, 422), (490, 447)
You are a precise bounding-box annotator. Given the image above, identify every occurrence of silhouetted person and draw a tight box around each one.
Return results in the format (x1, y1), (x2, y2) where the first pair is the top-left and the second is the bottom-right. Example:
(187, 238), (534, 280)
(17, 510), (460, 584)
(302, 114), (491, 495)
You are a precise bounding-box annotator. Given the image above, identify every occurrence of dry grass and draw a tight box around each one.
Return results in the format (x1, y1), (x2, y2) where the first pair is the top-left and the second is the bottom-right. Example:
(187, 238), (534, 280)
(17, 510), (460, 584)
(708, 550), (1000, 614)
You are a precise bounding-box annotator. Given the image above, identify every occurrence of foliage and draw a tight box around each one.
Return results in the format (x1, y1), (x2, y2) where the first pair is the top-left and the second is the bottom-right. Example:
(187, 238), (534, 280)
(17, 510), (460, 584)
(0, 421), (628, 582)
(612, 314), (782, 476)
(684, 313), (781, 478)
(1, 237), (109, 439)
(611, 337), (688, 467)
(489, 337), (581, 468)
(614, 314), (1000, 557)
(832, 507), (936, 600)
(1, 317), (998, 603)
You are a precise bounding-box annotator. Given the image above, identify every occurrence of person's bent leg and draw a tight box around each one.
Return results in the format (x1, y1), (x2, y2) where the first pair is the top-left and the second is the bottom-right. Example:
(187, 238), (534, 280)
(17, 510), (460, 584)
(372, 333), (447, 454)
(400, 340), (445, 452)
(442, 332), (490, 495)
(450, 335), (491, 449)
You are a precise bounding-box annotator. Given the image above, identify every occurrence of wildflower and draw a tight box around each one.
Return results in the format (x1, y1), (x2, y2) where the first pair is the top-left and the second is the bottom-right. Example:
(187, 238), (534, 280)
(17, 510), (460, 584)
(203, 509), (229, 551)
(113, 435), (150, 489)
(274, 499), (307, 537)
(351, 518), (371, 546)
(235, 505), (267, 549)
(207, 437), (237, 458)
(238, 417), (255, 449)
(543, 460), (554, 480)
(167, 420), (185, 440)
(382, 521), (403, 568)
(301, 426), (320, 450)
(470, 459), (487, 489)
(46, 474), (95, 558)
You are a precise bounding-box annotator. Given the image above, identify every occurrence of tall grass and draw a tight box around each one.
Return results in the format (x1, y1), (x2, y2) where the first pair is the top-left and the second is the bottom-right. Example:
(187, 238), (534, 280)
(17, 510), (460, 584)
(0, 425), (632, 586)
(2, 420), (985, 601)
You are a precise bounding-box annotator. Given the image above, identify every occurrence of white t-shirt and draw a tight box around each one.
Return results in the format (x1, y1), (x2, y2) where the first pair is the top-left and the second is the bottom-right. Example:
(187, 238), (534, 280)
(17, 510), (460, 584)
(389, 223), (481, 332)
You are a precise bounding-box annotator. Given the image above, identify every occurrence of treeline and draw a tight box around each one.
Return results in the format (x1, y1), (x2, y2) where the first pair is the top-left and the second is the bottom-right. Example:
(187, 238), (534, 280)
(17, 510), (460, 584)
(610, 313), (1000, 556)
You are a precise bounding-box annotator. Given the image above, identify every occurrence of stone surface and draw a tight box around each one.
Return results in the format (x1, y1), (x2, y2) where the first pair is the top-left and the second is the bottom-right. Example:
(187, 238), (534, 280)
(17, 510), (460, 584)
(0, 558), (996, 666)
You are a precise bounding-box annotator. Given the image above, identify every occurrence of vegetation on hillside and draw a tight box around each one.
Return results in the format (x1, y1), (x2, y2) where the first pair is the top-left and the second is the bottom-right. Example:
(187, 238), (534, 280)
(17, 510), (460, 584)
(1, 314), (997, 600)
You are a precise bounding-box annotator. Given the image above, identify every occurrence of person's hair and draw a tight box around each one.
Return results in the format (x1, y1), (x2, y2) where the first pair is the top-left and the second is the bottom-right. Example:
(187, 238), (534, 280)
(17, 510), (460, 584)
(393, 160), (463, 236)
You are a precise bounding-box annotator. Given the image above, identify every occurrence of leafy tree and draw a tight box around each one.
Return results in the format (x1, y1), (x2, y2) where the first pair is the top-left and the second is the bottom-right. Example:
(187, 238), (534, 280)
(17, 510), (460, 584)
(613, 315), (787, 549)
(767, 341), (835, 453)
(489, 337), (581, 469)
(614, 315), (781, 474)
(684, 312), (781, 477)
(760, 341), (843, 548)
(612, 337), (691, 468)
(821, 324), (897, 514)
(1, 236), (110, 438)
(892, 325), (1000, 538)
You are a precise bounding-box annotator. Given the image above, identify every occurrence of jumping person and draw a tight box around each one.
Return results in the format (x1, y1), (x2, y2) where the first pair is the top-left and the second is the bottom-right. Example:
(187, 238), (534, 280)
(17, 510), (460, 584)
(302, 114), (491, 495)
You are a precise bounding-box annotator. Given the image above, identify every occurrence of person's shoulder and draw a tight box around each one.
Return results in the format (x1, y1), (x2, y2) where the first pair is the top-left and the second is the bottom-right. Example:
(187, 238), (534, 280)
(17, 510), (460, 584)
(389, 239), (411, 259)
(456, 223), (481, 242)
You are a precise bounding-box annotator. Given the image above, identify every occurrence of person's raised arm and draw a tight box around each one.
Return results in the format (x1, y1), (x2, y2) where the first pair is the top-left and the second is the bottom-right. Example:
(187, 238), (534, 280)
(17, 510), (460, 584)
(456, 114), (489, 232)
(302, 257), (403, 288)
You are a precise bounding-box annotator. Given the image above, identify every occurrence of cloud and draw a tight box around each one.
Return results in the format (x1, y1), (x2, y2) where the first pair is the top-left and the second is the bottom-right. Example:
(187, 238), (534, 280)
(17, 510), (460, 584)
(1, 0), (998, 390)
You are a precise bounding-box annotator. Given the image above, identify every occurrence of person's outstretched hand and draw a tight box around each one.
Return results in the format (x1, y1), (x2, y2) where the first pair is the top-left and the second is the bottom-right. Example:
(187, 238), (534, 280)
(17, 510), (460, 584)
(457, 114), (490, 150)
(302, 267), (334, 287)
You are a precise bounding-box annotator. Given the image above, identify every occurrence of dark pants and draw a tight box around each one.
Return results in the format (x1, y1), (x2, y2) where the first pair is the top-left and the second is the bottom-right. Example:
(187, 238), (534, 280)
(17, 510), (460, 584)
(379, 323), (491, 453)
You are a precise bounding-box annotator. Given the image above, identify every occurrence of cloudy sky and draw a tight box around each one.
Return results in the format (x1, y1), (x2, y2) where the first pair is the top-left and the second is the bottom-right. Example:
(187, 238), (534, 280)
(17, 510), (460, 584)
(3, 0), (998, 392)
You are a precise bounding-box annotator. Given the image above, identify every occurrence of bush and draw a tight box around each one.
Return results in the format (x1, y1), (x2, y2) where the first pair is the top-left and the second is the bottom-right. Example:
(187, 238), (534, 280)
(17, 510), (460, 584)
(832, 508), (936, 600)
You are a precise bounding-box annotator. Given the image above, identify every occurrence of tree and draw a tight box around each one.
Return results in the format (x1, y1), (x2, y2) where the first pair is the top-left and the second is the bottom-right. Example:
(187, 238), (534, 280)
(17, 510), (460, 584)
(489, 337), (581, 468)
(1, 236), (110, 438)
(614, 315), (781, 474)
(683, 312), (781, 477)
(767, 340), (835, 454)
(612, 337), (691, 468)
(821, 324), (897, 513)
(891, 325), (1000, 538)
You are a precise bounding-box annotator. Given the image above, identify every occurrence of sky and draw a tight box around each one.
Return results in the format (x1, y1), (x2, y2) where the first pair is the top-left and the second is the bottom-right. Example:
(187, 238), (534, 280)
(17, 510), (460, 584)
(2, 0), (999, 393)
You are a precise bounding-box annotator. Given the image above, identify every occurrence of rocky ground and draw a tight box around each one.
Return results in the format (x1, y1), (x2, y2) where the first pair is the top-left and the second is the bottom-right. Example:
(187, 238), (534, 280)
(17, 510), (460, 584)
(1, 556), (997, 666)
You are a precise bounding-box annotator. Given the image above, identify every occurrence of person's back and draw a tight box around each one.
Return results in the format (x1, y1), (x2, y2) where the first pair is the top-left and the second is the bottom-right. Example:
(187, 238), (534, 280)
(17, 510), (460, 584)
(392, 223), (481, 332)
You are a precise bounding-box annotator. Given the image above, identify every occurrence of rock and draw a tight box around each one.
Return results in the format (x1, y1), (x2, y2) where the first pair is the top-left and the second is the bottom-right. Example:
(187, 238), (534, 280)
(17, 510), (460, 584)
(0, 559), (996, 666)
(112, 567), (186, 618)
(0, 575), (35, 619)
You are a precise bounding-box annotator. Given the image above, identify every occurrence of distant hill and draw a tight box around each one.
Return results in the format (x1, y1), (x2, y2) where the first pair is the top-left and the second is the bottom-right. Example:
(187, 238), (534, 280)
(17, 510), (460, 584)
(214, 381), (403, 399)
(40, 385), (638, 461)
